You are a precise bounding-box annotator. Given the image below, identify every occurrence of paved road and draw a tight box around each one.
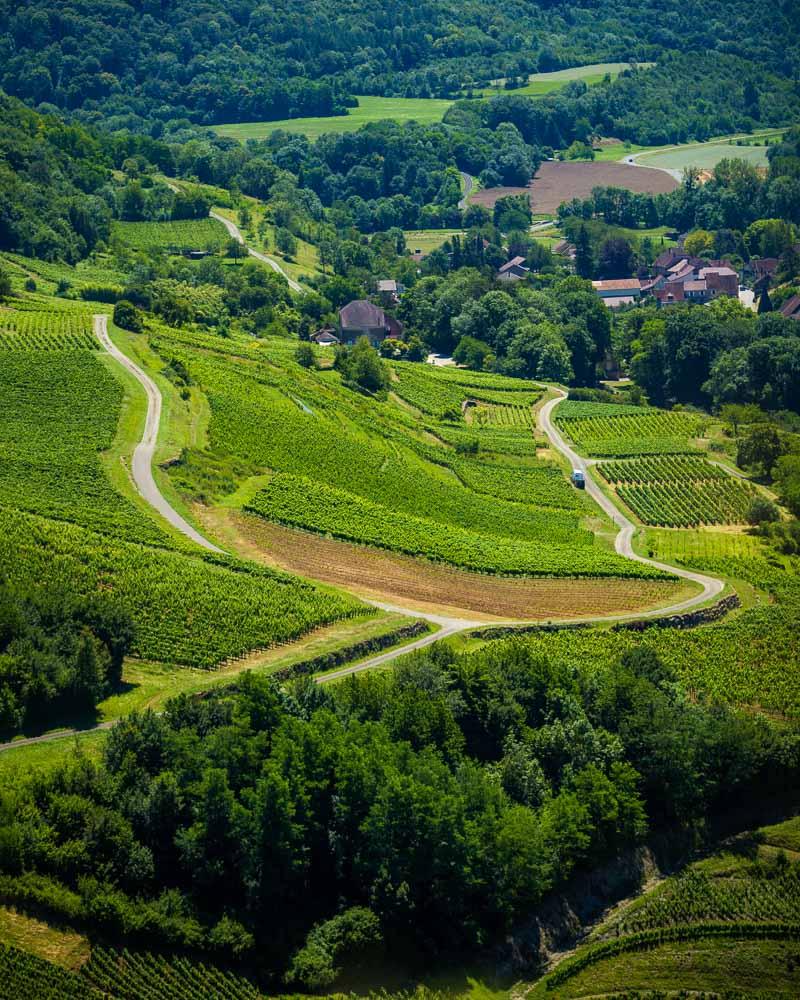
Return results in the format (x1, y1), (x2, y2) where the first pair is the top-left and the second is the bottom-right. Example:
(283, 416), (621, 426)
(537, 387), (724, 612)
(458, 172), (474, 210)
(1, 356), (726, 756)
(210, 211), (303, 293)
(94, 315), (224, 553)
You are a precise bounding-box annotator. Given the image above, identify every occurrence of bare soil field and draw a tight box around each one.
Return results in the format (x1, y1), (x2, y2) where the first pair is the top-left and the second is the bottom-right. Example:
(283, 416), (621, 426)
(470, 160), (678, 214)
(201, 508), (692, 621)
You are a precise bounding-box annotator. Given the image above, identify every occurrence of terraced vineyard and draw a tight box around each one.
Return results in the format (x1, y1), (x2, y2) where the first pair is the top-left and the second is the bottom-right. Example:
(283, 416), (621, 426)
(0, 943), (100, 1000)
(452, 455), (588, 510)
(392, 361), (540, 417)
(82, 947), (262, 999)
(0, 507), (364, 668)
(598, 456), (757, 526)
(0, 345), (167, 542)
(110, 218), (227, 251)
(0, 308), (97, 350)
(643, 528), (764, 567)
(471, 401), (532, 428)
(556, 401), (704, 456)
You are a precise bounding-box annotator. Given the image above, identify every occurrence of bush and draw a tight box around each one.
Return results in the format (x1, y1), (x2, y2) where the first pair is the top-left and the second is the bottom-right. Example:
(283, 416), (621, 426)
(748, 498), (781, 525)
(295, 342), (317, 368)
(113, 299), (143, 333)
(24, 277), (36, 292)
(80, 285), (123, 304)
(0, 266), (12, 299)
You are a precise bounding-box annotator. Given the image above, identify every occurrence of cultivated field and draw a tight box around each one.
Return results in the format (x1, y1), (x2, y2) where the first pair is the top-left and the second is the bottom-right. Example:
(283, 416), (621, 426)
(211, 95), (453, 140)
(404, 229), (466, 254)
(110, 218), (228, 251)
(630, 129), (784, 175)
(221, 513), (689, 620)
(528, 816), (800, 998)
(469, 160), (678, 214)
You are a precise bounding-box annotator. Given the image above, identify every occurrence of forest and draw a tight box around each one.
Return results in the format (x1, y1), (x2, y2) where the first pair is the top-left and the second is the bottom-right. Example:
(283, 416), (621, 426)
(0, 643), (796, 987)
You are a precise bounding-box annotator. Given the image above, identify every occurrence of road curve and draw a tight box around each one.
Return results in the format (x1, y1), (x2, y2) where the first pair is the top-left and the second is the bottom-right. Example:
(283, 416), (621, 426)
(210, 211), (303, 293)
(94, 315), (224, 553)
(538, 387), (725, 612)
(0, 354), (727, 756)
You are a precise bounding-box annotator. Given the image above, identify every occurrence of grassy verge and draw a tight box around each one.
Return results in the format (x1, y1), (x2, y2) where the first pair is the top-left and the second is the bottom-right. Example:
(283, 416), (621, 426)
(0, 907), (89, 970)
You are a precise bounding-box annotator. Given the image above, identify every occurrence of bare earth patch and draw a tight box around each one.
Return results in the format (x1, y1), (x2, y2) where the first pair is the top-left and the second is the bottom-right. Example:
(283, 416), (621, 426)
(201, 508), (691, 621)
(469, 160), (678, 214)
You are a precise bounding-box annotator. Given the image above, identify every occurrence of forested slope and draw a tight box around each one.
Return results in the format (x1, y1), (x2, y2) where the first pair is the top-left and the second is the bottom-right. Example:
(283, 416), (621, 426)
(0, 0), (797, 129)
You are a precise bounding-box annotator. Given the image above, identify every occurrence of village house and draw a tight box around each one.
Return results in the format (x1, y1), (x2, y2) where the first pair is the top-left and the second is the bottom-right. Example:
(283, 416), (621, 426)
(780, 294), (800, 321)
(310, 327), (339, 346)
(496, 256), (530, 281)
(376, 279), (399, 306)
(591, 278), (642, 308)
(338, 300), (403, 346)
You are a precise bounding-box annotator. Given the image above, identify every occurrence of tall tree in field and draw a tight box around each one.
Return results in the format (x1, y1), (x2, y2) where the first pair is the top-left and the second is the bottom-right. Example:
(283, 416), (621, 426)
(757, 286), (773, 313)
(574, 225), (594, 279)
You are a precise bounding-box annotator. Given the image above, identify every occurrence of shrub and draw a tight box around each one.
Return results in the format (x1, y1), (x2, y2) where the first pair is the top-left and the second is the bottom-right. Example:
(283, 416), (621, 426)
(295, 342), (317, 368)
(748, 498), (781, 525)
(113, 299), (143, 332)
(24, 277), (36, 292)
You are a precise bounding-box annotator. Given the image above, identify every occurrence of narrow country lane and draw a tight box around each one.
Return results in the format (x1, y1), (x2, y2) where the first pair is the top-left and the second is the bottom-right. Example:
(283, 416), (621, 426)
(94, 314), (225, 553)
(210, 210), (304, 292)
(537, 387), (725, 611)
(458, 172), (474, 210)
(0, 352), (728, 755)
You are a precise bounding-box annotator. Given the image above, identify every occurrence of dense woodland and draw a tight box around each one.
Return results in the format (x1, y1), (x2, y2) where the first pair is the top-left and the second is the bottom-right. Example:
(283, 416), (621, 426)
(0, 0), (798, 131)
(0, 644), (796, 986)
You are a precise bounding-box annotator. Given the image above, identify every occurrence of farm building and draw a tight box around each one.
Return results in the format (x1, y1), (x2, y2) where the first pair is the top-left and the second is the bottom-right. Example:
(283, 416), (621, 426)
(592, 278), (642, 308)
(376, 279), (399, 305)
(311, 327), (340, 346)
(497, 256), (530, 281)
(339, 300), (403, 346)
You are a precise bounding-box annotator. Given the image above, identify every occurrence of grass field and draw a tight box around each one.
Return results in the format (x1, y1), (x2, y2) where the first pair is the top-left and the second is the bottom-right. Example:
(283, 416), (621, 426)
(404, 229), (466, 254)
(478, 61), (653, 98)
(211, 95), (453, 140)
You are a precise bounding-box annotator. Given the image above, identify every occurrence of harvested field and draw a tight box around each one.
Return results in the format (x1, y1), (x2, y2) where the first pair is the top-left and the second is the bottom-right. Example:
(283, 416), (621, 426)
(203, 509), (694, 621)
(469, 160), (678, 214)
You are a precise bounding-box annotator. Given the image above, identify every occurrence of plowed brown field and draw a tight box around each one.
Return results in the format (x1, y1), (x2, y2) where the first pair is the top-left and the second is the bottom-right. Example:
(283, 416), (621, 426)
(201, 508), (693, 621)
(470, 160), (678, 214)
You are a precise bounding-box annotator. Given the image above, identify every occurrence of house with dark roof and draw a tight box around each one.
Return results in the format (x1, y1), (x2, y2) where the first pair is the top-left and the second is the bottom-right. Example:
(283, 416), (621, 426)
(497, 256), (530, 281)
(780, 294), (800, 321)
(310, 327), (339, 346)
(338, 300), (403, 346)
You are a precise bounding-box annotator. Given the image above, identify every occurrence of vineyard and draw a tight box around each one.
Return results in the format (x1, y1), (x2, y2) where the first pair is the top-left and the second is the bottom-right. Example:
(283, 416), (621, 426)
(642, 528), (764, 567)
(0, 943), (101, 1000)
(0, 308), (97, 351)
(392, 361), (540, 417)
(527, 818), (800, 997)
(0, 506), (365, 668)
(110, 218), (228, 252)
(1, 251), (127, 295)
(470, 401), (532, 428)
(244, 473), (664, 578)
(502, 561), (800, 716)
(598, 457), (757, 526)
(452, 455), (589, 510)
(82, 947), (262, 999)
(556, 401), (704, 456)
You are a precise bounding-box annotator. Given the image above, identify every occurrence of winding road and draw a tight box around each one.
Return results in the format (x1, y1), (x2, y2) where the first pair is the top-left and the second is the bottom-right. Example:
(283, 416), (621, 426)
(94, 316), (224, 553)
(210, 211), (304, 293)
(537, 388), (724, 610)
(0, 348), (727, 755)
